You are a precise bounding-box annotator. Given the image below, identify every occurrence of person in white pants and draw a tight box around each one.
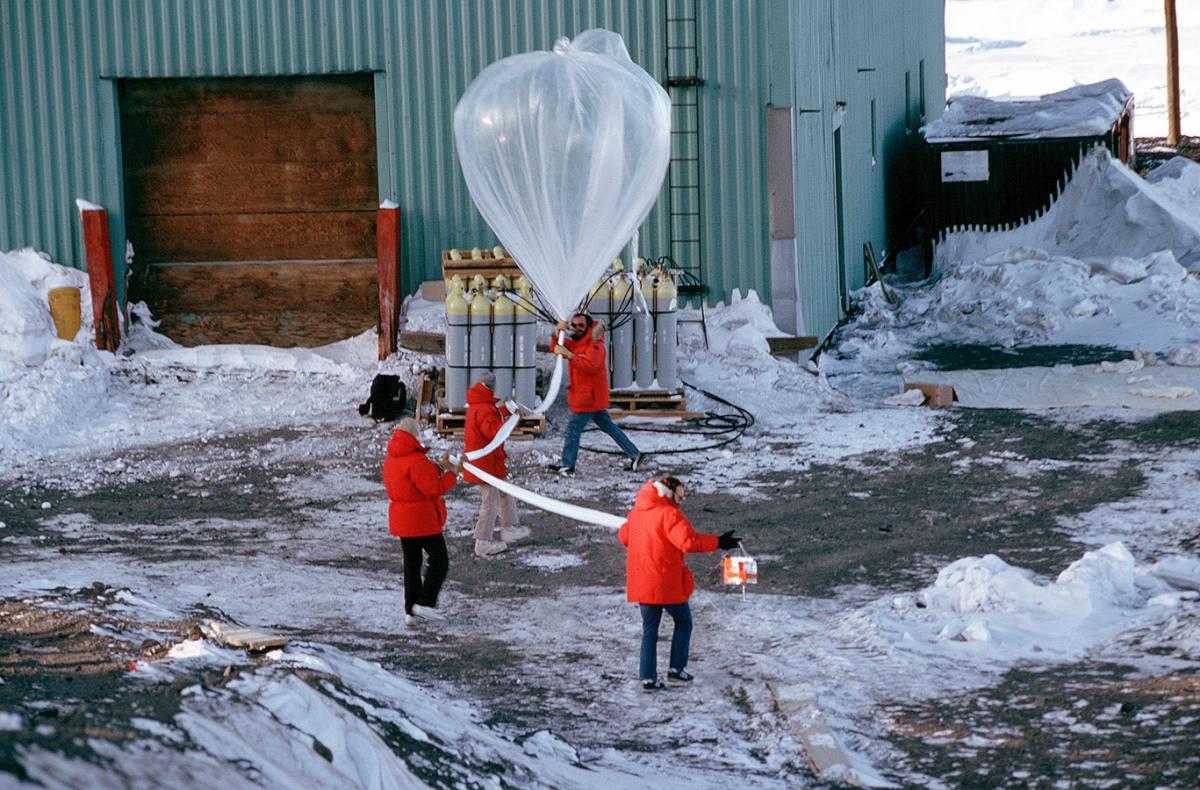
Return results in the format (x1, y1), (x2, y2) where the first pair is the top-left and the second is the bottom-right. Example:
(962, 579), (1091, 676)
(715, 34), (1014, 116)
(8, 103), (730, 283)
(464, 372), (530, 556)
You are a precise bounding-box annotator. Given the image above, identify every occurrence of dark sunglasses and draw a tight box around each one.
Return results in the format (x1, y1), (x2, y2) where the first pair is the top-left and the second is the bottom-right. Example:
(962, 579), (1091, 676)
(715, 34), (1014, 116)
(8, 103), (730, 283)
(569, 322), (588, 329)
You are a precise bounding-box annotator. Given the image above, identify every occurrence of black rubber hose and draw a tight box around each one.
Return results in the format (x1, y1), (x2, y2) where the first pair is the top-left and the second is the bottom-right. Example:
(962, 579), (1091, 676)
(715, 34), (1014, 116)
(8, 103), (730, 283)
(578, 378), (755, 456)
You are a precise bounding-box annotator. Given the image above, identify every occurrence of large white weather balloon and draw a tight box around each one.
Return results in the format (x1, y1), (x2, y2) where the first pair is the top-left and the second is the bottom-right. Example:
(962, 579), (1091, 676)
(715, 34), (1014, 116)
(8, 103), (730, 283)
(453, 29), (671, 320)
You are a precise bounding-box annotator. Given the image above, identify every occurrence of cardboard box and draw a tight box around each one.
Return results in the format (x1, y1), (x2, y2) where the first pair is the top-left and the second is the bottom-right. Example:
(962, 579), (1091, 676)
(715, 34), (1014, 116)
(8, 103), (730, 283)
(420, 280), (446, 301)
(903, 382), (957, 407)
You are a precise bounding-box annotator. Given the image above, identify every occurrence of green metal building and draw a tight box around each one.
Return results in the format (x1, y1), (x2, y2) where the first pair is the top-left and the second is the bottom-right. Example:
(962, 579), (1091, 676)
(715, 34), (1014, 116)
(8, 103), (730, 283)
(0, 0), (944, 343)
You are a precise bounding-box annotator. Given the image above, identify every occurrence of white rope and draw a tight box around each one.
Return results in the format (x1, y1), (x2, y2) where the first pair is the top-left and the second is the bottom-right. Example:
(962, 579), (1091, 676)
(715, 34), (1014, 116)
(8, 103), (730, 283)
(458, 459), (626, 529)
(465, 330), (565, 462)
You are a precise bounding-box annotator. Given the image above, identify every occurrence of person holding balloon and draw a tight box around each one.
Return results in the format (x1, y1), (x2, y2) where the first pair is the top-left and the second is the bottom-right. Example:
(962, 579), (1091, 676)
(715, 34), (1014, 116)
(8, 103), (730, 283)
(549, 313), (642, 477)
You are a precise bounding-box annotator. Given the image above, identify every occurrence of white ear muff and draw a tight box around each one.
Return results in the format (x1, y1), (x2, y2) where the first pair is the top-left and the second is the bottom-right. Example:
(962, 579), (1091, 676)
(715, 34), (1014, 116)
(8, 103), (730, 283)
(653, 481), (672, 498)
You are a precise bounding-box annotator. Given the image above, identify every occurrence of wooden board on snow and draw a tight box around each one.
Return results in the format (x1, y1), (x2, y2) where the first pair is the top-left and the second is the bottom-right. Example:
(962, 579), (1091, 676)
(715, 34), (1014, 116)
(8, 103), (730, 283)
(208, 621), (289, 652)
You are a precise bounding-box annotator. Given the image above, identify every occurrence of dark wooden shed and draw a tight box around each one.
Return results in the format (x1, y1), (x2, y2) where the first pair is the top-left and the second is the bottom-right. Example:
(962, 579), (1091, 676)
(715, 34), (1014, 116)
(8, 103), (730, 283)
(921, 79), (1134, 242)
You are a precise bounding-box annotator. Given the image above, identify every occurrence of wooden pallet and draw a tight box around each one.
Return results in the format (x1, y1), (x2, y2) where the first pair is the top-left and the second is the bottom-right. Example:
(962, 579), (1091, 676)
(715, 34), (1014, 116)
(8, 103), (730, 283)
(435, 410), (546, 439)
(441, 249), (522, 283)
(609, 388), (705, 421)
(415, 370), (438, 424)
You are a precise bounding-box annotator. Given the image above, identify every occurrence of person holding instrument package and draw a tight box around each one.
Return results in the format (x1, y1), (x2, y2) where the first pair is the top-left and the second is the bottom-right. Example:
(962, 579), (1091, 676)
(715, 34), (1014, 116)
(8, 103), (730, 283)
(617, 475), (739, 691)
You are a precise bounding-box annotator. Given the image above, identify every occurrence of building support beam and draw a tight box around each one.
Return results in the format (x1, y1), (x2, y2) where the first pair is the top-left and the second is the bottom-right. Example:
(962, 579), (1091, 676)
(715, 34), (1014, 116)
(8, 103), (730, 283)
(376, 202), (402, 359)
(78, 202), (121, 352)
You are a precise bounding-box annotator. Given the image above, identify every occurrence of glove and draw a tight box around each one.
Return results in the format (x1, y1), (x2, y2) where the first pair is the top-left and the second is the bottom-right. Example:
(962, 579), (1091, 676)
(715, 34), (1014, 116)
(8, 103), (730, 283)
(552, 345), (572, 359)
(555, 320), (568, 332)
(717, 530), (740, 550)
(439, 452), (463, 475)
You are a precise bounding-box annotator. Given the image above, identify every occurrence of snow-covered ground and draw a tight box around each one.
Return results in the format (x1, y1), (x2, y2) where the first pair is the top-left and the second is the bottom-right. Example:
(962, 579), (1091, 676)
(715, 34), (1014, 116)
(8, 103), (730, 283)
(5, 4), (1200, 786)
(946, 0), (1200, 139)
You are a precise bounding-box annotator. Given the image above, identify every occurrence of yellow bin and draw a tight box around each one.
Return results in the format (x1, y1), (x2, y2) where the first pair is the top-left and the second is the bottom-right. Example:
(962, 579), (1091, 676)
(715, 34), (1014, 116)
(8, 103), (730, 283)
(48, 286), (82, 340)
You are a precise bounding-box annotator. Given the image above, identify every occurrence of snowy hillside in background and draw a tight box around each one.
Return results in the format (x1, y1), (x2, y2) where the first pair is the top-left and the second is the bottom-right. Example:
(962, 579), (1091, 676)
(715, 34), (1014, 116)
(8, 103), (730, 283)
(946, 0), (1199, 138)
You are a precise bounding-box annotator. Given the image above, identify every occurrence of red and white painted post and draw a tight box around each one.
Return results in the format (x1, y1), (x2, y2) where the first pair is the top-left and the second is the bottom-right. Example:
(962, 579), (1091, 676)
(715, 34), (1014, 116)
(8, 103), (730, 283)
(376, 201), (402, 360)
(76, 199), (121, 352)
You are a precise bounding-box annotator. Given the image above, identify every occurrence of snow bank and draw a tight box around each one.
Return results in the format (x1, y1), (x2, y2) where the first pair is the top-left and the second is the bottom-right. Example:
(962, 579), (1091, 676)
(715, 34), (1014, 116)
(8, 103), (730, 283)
(0, 248), (93, 366)
(135, 344), (355, 376)
(875, 542), (1196, 668)
(829, 151), (1200, 378)
(938, 148), (1200, 267)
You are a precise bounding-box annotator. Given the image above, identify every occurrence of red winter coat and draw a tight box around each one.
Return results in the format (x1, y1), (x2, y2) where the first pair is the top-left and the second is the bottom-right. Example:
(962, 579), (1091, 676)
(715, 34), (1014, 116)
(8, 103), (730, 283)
(382, 429), (456, 537)
(551, 334), (610, 412)
(617, 481), (719, 604)
(464, 381), (509, 483)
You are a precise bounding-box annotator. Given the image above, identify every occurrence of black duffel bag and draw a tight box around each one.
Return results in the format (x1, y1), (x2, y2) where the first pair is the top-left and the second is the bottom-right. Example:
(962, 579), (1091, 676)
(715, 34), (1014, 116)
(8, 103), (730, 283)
(358, 374), (407, 422)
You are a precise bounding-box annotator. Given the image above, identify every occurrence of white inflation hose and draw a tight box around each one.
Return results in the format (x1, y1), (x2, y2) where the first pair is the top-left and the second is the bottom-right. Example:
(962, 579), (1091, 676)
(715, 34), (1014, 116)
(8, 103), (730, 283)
(465, 329), (565, 462)
(457, 457), (625, 529)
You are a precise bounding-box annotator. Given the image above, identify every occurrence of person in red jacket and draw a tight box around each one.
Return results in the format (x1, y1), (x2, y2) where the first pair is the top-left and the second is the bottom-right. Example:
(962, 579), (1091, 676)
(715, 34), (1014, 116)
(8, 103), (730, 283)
(617, 475), (739, 691)
(464, 371), (530, 557)
(382, 417), (460, 624)
(549, 313), (641, 477)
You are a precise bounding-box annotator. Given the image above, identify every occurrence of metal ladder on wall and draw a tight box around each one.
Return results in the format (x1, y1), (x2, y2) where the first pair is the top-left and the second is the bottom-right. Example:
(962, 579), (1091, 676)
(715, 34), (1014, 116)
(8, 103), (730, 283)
(663, 0), (709, 348)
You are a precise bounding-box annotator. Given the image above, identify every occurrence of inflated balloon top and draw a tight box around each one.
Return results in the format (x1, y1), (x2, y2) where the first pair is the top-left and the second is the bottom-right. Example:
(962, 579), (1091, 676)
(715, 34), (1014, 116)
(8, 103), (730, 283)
(453, 29), (671, 321)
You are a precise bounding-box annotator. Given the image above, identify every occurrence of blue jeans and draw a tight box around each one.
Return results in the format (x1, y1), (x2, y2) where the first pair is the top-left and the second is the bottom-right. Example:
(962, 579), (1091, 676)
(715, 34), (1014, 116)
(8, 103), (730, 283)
(561, 410), (639, 470)
(639, 602), (693, 681)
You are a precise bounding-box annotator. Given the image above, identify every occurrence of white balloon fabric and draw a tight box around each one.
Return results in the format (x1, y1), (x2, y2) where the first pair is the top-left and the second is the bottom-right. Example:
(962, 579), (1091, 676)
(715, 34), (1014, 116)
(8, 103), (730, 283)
(454, 29), (671, 320)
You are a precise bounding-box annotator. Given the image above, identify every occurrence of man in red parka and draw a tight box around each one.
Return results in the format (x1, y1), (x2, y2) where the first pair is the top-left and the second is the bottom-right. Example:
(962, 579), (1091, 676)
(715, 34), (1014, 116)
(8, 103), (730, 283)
(383, 417), (460, 624)
(464, 371), (529, 557)
(618, 475), (739, 691)
(549, 313), (641, 477)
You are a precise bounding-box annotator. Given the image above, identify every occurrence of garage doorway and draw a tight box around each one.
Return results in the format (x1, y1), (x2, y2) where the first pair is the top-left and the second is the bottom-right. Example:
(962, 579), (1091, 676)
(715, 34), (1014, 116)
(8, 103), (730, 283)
(121, 74), (379, 347)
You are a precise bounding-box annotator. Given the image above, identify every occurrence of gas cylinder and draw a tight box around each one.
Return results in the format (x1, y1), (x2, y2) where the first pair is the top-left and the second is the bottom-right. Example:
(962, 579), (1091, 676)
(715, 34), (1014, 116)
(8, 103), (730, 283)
(445, 279), (470, 408)
(654, 269), (678, 390)
(468, 288), (492, 386)
(491, 275), (515, 400)
(513, 277), (537, 407)
(634, 268), (655, 388)
(610, 262), (634, 390)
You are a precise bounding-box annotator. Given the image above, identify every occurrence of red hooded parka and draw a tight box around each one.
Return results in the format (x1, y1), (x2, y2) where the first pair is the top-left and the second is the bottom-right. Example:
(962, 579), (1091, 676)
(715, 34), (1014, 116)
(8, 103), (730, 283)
(551, 333), (610, 412)
(617, 481), (719, 604)
(382, 429), (456, 538)
(463, 381), (509, 483)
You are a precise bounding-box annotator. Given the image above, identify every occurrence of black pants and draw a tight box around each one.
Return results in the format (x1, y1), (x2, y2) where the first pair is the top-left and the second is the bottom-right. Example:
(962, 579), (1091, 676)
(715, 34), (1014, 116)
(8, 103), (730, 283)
(400, 534), (448, 614)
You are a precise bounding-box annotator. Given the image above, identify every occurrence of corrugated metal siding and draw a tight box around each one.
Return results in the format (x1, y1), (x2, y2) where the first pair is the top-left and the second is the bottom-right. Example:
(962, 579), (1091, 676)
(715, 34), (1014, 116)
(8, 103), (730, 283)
(0, 0), (942, 337)
(790, 0), (945, 337)
(697, 0), (773, 303)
